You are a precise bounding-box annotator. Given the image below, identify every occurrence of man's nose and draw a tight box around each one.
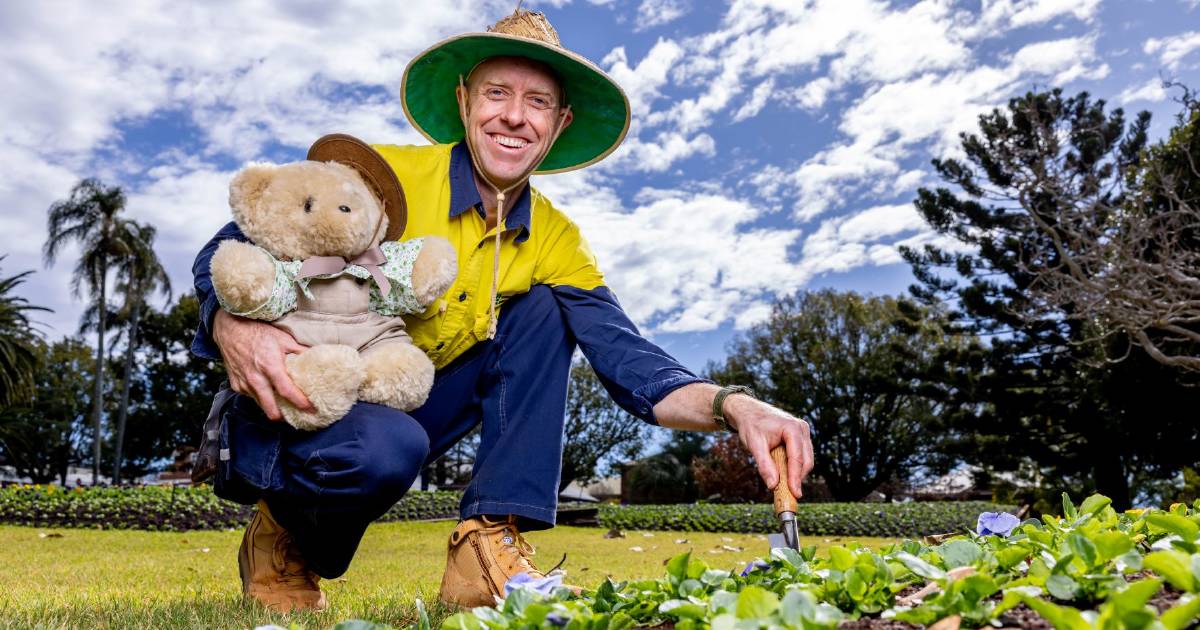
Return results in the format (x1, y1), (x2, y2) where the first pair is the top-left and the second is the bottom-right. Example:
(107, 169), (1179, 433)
(501, 96), (526, 126)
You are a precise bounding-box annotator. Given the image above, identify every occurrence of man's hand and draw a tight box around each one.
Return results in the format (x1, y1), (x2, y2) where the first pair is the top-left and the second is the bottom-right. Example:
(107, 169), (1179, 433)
(653, 383), (815, 499)
(723, 395), (814, 500)
(213, 309), (313, 421)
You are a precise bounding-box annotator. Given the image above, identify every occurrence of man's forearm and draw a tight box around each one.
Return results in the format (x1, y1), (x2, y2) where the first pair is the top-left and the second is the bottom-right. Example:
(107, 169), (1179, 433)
(653, 382), (732, 431)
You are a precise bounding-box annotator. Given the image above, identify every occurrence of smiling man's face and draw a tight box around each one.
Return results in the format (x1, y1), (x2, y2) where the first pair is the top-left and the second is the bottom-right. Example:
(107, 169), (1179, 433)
(458, 56), (573, 192)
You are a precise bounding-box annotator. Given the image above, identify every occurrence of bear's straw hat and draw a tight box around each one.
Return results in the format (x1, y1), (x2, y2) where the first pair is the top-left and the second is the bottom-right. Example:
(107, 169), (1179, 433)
(400, 7), (630, 174)
(307, 133), (408, 242)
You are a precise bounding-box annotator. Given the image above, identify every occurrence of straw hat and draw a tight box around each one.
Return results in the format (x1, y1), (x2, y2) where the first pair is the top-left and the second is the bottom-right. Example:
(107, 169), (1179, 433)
(308, 133), (408, 242)
(401, 8), (630, 174)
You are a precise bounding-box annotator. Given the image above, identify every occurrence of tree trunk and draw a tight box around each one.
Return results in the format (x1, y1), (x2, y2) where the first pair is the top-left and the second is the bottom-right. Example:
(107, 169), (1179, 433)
(113, 297), (141, 485)
(92, 258), (107, 485)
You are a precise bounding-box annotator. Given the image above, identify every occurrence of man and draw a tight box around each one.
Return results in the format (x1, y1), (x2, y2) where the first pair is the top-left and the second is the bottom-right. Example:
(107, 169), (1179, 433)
(191, 9), (814, 612)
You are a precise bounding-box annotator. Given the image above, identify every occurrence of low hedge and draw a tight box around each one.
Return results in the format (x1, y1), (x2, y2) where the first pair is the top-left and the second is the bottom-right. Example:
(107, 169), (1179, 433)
(598, 501), (1016, 537)
(0, 484), (462, 531)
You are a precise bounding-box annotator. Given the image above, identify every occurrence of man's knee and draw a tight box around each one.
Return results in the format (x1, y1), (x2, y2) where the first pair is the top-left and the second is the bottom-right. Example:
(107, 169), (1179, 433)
(304, 404), (430, 499)
(355, 408), (430, 497)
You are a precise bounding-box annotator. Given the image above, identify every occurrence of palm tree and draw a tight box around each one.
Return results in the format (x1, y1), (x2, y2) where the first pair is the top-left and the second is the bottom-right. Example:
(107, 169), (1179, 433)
(109, 222), (171, 484)
(43, 179), (138, 484)
(0, 257), (50, 407)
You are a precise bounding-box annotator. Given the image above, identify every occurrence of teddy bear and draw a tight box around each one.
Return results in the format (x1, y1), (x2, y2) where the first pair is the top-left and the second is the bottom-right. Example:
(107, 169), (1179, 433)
(209, 134), (457, 431)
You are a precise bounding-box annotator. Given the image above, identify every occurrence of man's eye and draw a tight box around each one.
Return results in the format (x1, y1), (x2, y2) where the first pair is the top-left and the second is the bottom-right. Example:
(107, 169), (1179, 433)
(531, 97), (550, 108)
(486, 88), (505, 98)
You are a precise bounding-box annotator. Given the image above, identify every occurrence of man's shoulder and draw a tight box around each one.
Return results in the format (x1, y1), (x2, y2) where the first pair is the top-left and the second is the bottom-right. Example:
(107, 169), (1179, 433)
(372, 142), (454, 178)
(528, 186), (580, 234)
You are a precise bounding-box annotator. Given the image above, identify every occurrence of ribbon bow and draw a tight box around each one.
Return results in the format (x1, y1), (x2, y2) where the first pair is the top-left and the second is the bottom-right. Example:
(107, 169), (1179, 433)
(297, 246), (391, 297)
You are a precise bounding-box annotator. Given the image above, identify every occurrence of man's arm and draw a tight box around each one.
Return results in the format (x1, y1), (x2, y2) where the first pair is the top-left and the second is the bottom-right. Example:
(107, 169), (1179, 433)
(536, 213), (814, 496)
(192, 222), (312, 420)
(551, 285), (814, 498)
(652, 382), (814, 500)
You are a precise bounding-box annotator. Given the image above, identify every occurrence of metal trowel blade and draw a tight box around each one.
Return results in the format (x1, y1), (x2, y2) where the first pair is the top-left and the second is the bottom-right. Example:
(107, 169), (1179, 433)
(767, 533), (788, 549)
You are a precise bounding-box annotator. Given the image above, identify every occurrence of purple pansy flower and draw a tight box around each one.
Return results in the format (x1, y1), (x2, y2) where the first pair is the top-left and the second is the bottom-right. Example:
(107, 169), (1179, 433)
(545, 613), (570, 627)
(504, 571), (564, 597)
(741, 560), (771, 576)
(976, 511), (1020, 537)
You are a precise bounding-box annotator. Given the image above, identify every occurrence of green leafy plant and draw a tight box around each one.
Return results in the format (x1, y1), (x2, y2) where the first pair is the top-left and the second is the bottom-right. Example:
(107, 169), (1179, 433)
(433, 495), (1200, 630)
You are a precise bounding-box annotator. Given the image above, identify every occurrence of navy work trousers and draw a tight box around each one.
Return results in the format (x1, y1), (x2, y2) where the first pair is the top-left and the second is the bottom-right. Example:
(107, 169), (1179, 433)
(214, 285), (575, 578)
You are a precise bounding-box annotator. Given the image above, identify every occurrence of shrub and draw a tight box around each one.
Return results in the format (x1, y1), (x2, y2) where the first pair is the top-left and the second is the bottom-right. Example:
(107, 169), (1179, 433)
(0, 485), (462, 531)
(598, 501), (1015, 537)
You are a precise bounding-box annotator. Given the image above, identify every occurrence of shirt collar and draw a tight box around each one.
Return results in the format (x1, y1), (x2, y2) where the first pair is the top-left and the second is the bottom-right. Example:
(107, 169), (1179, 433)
(449, 141), (532, 244)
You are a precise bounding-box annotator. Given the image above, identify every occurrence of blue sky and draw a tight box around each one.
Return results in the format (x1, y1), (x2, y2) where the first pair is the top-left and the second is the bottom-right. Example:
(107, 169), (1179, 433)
(1, 0), (1198, 373)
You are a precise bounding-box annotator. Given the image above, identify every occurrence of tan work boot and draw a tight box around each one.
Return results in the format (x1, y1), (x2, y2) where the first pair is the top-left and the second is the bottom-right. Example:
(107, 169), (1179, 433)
(238, 500), (328, 613)
(438, 515), (576, 607)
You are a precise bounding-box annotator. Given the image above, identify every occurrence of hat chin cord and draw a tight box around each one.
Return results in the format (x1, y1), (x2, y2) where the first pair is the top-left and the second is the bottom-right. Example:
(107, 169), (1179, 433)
(457, 74), (571, 339)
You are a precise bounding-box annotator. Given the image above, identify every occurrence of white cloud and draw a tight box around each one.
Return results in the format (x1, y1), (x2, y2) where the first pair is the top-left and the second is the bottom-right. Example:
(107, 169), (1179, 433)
(1118, 78), (1170, 104)
(793, 77), (833, 111)
(609, 131), (716, 172)
(1010, 36), (1109, 84)
(635, 0), (688, 31)
(533, 171), (805, 332)
(602, 39), (685, 118)
(732, 78), (775, 122)
(970, 0), (1102, 36)
(1145, 31), (1200, 70)
(784, 35), (1108, 223)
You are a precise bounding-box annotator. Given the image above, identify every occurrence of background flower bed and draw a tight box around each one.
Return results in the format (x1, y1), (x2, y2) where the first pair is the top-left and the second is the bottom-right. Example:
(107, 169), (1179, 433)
(0, 485), (463, 531)
(599, 501), (1016, 537)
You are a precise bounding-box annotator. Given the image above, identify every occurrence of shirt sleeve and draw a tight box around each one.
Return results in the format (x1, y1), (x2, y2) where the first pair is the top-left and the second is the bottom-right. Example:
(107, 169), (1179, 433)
(531, 213), (606, 291)
(550, 284), (711, 425)
(191, 221), (249, 361)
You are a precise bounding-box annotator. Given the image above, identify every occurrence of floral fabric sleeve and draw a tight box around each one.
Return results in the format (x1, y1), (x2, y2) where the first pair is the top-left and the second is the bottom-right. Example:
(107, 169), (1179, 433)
(213, 245), (301, 321)
(370, 238), (426, 316)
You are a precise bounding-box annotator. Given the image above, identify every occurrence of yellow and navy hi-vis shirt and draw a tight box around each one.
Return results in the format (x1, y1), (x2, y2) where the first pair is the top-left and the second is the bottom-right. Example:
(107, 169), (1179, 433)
(371, 142), (605, 369)
(191, 142), (706, 423)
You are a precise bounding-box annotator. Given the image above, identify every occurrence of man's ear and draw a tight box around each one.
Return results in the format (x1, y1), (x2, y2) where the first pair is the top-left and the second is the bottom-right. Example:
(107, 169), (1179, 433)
(229, 163), (276, 212)
(559, 106), (574, 132)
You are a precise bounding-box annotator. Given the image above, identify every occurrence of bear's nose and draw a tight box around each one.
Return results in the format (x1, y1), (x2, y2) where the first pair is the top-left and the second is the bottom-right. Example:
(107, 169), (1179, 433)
(339, 205), (352, 213)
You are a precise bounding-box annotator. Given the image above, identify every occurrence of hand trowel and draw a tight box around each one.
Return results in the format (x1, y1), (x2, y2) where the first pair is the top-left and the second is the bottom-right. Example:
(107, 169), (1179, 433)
(765, 445), (800, 551)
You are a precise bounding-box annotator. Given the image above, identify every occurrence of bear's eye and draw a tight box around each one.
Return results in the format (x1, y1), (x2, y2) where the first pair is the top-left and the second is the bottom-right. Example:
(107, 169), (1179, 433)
(339, 205), (352, 213)
(303, 196), (314, 213)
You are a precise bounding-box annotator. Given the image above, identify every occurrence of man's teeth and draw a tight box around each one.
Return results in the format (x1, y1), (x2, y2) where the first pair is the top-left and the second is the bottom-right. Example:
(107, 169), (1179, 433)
(492, 135), (529, 149)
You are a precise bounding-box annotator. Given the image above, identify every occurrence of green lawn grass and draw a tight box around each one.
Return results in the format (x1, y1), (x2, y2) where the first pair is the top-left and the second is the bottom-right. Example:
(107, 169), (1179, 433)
(0, 521), (898, 630)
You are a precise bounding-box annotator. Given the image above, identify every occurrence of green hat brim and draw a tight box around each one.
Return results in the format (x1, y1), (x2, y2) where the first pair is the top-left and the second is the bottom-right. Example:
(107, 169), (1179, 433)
(401, 32), (630, 174)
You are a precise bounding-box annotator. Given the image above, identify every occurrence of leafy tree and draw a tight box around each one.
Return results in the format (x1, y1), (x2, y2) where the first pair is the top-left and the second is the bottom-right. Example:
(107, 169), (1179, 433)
(0, 257), (49, 407)
(902, 89), (1200, 509)
(110, 293), (223, 480)
(0, 338), (93, 483)
(109, 222), (171, 484)
(692, 434), (770, 503)
(624, 430), (710, 504)
(981, 85), (1200, 370)
(43, 179), (143, 484)
(560, 359), (649, 492)
(709, 289), (955, 501)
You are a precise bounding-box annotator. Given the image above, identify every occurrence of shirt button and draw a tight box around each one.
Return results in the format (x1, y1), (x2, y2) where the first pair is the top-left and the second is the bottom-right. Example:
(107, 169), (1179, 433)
(458, 291), (467, 302)
(436, 342), (445, 350)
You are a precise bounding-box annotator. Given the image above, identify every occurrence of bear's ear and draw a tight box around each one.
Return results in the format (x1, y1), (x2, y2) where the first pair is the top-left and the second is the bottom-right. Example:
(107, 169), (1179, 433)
(229, 162), (277, 212)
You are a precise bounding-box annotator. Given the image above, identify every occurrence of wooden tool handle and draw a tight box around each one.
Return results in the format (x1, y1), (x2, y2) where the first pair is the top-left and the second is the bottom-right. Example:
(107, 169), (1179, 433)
(771, 445), (797, 514)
